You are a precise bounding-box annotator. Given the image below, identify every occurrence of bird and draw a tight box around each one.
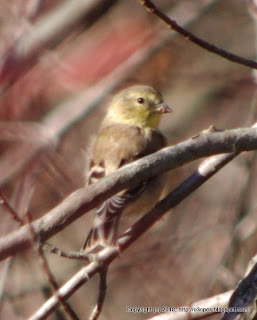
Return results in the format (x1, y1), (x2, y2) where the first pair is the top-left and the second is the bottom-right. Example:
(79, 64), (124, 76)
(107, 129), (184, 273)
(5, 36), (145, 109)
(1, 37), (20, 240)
(82, 85), (172, 253)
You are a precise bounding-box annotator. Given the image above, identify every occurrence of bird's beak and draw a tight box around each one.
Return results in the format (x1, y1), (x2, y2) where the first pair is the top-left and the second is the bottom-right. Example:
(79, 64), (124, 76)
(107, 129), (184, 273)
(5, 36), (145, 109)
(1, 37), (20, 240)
(154, 103), (173, 114)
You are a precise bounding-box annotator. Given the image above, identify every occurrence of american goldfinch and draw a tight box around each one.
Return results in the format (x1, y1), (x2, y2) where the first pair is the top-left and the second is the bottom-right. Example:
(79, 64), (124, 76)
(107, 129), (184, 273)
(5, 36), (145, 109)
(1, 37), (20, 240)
(82, 85), (171, 253)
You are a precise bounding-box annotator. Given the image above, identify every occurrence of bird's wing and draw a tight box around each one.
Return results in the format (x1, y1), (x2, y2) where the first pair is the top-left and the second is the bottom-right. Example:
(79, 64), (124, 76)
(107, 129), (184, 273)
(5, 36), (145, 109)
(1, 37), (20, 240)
(87, 123), (166, 182)
(83, 123), (166, 252)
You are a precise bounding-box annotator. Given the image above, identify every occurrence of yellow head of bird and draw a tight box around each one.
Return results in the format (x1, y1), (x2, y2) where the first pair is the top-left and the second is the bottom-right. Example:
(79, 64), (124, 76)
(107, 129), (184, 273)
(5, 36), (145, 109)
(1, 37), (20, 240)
(105, 85), (172, 128)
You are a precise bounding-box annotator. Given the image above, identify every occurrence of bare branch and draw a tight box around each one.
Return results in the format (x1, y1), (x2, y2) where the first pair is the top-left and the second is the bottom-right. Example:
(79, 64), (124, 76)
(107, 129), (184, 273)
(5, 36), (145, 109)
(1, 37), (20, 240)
(24, 188), (79, 320)
(221, 255), (257, 320)
(28, 259), (104, 320)
(0, 0), (118, 87)
(43, 242), (89, 260)
(146, 291), (233, 320)
(0, 18), (182, 186)
(0, 191), (24, 225)
(28, 161), (236, 320)
(0, 1), (220, 188)
(28, 128), (253, 319)
(89, 267), (108, 320)
(1, 126), (257, 261)
(0, 257), (12, 311)
(0, 122), (56, 187)
(140, 0), (257, 70)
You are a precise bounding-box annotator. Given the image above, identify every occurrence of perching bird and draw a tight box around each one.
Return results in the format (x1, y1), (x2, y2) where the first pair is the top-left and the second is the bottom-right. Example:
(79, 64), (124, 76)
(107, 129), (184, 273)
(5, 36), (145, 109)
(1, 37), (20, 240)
(82, 85), (172, 253)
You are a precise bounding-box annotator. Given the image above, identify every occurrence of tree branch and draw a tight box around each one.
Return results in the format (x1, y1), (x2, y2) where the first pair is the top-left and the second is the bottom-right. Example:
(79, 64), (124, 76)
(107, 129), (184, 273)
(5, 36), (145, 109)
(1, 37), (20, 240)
(222, 255), (257, 320)
(0, 0), (220, 188)
(28, 142), (243, 320)
(89, 267), (108, 320)
(28, 260), (102, 320)
(43, 242), (89, 260)
(1, 126), (257, 261)
(0, 0), (118, 87)
(146, 290), (233, 320)
(140, 0), (257, 70)
(0, 191), (24, 226)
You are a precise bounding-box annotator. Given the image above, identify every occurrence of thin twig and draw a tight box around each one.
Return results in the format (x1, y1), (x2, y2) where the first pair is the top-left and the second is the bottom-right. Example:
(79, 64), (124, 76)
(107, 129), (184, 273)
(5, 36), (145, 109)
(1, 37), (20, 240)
(35, 245), (80, 320)
(89, 267), (108, 320)
(0, 0), (219, 188)
(22, 173), (79, 320)
(1, 126), (257, 261)
(28, 261), (100, 320)
(43, 242), (89, 260)
(0, 191), (24, 225)
(28, 222), (79, 320)
(140, 0), (257, 70)
(28, 144), (247, 320)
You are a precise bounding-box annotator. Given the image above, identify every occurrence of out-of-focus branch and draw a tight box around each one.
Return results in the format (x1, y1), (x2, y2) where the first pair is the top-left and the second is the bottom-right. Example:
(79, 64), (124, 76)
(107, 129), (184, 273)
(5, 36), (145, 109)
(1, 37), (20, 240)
(1, 126), (257, 261)
(221, 255), (257, 320)
(140, 0), (257, 70)
(0, 0), (118, 87)
(146, 291), (233, 320)
(0, 19), (182, 185)
(25, 206), (79, 320)
(0, 257), (12, 310)
(0, 122), (56, 187)
(28, 259), (103, 320)
(248, 0), (257, 83)
(28, 135), (247, 320)
(0, 0), (219, 187)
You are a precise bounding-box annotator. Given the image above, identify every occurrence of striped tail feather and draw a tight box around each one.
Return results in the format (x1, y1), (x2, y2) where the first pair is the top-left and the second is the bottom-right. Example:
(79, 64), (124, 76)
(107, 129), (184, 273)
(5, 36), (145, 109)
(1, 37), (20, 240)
(82, 182), (148, 253)
(83, 212), (121, 252)
(82, 195), (128, 253)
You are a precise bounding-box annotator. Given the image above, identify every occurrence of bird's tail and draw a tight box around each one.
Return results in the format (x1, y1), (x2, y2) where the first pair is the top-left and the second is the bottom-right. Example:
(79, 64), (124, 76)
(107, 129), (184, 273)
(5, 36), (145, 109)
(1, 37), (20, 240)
(82, 183), (148, 253)
(82, 195), (126, 253)
(82, 213), (121, 253)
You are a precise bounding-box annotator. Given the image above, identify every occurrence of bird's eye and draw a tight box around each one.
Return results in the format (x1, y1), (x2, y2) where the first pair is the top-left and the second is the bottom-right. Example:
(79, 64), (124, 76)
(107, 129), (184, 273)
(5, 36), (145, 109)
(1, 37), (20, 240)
(137, 97), (145, 104)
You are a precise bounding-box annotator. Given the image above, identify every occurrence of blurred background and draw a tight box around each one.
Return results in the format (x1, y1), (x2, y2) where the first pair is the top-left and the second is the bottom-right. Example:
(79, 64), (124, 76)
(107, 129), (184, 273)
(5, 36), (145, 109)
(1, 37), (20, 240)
(0, 0), (257, 319)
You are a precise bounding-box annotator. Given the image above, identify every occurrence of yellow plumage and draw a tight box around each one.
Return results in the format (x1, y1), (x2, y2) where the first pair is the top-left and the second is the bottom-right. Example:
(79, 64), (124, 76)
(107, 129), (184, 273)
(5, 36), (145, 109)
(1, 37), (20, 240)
(82, 85), (172, 253)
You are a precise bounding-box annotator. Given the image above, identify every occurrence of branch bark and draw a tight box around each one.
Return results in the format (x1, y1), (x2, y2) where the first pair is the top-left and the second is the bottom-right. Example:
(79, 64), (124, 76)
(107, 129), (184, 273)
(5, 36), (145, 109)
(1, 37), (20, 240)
(1, 126), (257, 261)
(146, 290), (233, 320)
(0, 0), (220, 187)
(222, 255), (257, 320)
(28, 140), (242, 320)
